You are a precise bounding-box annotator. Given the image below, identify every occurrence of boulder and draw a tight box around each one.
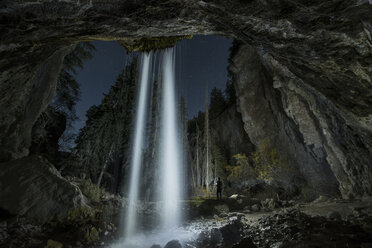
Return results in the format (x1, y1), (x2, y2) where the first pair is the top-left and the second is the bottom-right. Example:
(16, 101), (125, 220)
(232, 238), (257, 248)
(164, 240), (182, 248)
(210, 228), (223, 244)
(327, 211), (342, 221)
(220, 220), (244, 245)
(251, 204), (260, 212)
(195, 231), (210, 246)
(229, 194), (239, 199)
(261, 198), (279, 210)
(214, 204), (229, 215)
(0, 156), (86, 223)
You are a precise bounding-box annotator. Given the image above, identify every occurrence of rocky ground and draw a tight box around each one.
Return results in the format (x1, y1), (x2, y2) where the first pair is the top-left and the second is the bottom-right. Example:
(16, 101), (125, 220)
(182, 195), (372, 248)
(1, 190), (372, 248)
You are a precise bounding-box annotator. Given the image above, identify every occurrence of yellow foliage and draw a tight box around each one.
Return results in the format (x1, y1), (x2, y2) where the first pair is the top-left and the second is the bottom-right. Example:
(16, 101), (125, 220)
(251, 139), (290, 182)
(224, 140), (294, 184)
(226, 153), (255, 181)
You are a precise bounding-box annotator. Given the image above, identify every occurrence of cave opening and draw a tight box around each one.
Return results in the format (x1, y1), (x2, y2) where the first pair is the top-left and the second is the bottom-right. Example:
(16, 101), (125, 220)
(1, 1), (372, 247)
(45, 35), (246, 246)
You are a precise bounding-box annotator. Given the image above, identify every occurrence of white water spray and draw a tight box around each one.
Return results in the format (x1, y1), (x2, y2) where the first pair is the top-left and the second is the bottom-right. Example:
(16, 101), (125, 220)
(116, 49), (185, 247)
(159, 48), (182, 229)
(124, 53), (152, 237)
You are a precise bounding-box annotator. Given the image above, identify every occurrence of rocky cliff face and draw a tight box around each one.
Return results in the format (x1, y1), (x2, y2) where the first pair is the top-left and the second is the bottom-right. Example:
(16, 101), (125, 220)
(209, 105), (255, 164)
(0, 155), (86, 223)
(1, 0), (371, 198)
(230, 43), (372, 199)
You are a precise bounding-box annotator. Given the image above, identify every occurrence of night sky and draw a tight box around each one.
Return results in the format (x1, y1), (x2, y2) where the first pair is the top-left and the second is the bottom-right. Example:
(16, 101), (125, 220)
(73, 35), (232, 133)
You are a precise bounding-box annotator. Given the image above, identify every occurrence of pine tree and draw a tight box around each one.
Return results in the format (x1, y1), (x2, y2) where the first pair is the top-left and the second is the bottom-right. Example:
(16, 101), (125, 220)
(54, 42), (96, 151)
(70, 56), (138, 193)
(209, 87), (226, 119)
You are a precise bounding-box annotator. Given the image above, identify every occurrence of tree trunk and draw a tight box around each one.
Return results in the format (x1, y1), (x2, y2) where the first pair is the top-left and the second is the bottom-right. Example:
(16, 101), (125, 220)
(97, 143), (115, 187)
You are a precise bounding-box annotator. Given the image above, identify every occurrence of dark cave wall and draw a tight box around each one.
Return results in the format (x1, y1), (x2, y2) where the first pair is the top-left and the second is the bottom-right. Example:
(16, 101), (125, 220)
(0, 0), (371, 198)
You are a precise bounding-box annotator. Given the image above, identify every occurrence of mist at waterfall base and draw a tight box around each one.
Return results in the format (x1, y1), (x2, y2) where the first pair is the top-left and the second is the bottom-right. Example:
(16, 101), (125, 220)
(112, 49), (196, 247)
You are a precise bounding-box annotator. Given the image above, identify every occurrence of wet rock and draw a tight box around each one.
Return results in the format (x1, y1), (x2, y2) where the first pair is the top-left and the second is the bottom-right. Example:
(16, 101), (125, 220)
(164, 240), (182, 248)
(220, 220), (244, 245)
(210, 228), (222, 244)
(232, 237), (257, 248)
(195, 231), (210, 246)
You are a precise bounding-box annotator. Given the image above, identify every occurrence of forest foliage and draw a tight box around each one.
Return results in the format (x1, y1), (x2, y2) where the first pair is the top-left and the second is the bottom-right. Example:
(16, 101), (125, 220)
(225, 139), (291, 185)
(68, 56), (138, 193)
(188, 81), (235, 135)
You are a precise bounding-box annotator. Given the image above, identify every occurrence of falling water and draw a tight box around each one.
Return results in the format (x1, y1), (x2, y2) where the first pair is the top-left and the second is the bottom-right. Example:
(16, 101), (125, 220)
(115, 48), (186, 247)
(124, 53), (152, 237)
(159, 48), (182, 229)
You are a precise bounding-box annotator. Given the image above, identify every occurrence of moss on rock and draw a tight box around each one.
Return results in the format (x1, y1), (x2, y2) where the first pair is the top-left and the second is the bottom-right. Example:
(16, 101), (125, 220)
(84, 227), (99, 244)
(118, 36), (193, 53)
(45, 240), (63, 248)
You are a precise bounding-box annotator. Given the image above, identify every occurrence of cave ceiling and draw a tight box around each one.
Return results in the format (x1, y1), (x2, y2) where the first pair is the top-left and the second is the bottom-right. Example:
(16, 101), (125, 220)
(0, 0), (371, 162)
(1, 0), (371, 118)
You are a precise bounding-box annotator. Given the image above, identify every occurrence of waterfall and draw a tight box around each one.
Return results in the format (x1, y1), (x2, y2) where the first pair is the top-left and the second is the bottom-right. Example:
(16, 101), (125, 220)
(124, 53), (152, 237)
(159, 48), (183, 229)
(116, 48), (185, 247)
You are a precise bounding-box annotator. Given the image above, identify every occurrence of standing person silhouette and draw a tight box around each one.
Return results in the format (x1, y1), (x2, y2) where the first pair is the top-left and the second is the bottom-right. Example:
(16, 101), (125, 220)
(216, 177), (223, 200)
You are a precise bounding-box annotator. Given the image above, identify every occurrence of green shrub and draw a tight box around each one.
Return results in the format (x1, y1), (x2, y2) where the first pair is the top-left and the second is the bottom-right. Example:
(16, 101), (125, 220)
(74, 178), (107, 203)
(226, 153), (256, 182)
(300, 186), (317, 202)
